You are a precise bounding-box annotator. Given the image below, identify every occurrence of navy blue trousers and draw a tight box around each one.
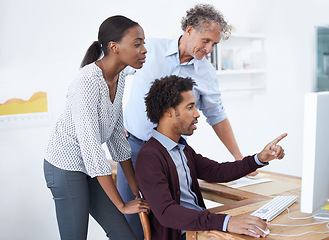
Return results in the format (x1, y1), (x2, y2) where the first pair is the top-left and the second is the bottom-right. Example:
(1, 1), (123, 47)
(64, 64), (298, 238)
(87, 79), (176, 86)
(44, 160), (136, 240)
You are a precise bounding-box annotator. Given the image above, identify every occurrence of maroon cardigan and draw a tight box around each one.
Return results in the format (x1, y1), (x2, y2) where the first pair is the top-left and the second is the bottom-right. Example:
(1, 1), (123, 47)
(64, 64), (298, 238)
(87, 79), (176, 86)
(135, 137), (262, 240)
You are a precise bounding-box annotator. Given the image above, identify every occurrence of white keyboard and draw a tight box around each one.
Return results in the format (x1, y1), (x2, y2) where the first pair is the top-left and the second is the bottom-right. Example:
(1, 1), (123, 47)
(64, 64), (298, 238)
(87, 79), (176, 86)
(250, 196), (298, 221)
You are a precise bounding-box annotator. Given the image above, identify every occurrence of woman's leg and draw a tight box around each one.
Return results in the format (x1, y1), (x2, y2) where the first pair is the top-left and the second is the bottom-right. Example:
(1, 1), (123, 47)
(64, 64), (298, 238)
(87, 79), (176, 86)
(88, 176), (137, 240)
(44, 160), (89, 240)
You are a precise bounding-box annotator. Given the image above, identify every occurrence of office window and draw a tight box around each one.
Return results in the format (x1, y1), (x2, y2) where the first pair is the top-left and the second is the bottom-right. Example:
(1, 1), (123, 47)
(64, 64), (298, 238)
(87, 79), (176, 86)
(316, 26), (329, 92)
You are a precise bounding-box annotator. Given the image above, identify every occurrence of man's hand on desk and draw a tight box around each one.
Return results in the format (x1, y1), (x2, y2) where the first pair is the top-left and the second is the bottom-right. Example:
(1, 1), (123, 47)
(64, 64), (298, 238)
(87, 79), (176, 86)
(227, 214), (268, 238)
(258, 133), (287, 163)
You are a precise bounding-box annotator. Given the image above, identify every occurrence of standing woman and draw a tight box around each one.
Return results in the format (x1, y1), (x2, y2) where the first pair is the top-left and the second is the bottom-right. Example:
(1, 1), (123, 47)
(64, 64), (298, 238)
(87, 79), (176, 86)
(44, 15), (148, 240)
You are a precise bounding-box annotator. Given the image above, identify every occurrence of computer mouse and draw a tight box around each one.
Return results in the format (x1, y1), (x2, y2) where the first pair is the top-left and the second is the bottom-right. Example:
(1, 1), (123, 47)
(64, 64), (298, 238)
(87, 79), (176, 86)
(248, 225), (270, 236)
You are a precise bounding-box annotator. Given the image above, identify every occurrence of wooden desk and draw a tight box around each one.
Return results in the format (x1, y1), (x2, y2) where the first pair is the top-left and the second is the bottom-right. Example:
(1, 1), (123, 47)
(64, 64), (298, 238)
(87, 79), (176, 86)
(187, 171), (329, 240)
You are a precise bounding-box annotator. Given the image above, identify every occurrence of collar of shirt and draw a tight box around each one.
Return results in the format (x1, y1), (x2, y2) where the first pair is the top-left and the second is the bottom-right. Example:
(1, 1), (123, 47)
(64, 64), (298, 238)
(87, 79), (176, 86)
(152, 129), (187, 152)
(165, 36), (203, 74)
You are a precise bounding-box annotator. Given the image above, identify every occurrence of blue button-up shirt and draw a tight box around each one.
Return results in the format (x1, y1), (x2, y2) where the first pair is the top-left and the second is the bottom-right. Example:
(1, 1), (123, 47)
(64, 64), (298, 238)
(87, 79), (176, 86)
(124, 37), (227, 141)
(153, 130), (204, 212)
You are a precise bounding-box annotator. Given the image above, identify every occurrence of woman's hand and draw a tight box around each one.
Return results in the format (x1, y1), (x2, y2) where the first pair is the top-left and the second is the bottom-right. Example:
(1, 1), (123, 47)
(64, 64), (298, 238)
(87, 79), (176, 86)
(96, 175), (149, 215)
(120, 198), (149, 215)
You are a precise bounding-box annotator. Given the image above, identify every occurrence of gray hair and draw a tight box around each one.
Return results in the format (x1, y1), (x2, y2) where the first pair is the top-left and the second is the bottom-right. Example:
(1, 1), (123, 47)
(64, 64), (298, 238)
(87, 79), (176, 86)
(180, 4), (232, 40)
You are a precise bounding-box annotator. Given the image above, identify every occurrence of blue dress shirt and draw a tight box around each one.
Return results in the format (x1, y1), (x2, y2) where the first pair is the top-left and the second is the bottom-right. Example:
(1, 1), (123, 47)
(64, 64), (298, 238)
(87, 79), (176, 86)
(152, 130), (204, 212)
(124, 37), (227, 141)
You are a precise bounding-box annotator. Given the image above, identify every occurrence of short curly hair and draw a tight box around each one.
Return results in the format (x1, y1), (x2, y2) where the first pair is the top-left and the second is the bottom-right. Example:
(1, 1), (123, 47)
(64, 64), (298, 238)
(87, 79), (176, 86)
(145, 75), (196, 124)
(181, 4), (232, 40)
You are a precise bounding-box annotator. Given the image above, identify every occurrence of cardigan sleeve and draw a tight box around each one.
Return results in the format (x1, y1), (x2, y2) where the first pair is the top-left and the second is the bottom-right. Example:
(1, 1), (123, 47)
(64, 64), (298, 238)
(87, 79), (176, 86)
(185, 144), (261, 183)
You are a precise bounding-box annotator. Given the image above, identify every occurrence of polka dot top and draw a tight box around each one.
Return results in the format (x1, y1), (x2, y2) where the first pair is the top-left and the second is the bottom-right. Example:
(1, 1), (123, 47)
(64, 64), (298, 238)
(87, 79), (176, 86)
(45, 62), (131, 178)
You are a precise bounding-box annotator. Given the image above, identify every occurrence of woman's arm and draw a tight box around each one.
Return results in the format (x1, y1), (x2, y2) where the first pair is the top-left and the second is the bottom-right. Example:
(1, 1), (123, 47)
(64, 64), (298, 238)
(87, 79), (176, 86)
(96, 174), (148, 214)
(119, 159), (139, 197)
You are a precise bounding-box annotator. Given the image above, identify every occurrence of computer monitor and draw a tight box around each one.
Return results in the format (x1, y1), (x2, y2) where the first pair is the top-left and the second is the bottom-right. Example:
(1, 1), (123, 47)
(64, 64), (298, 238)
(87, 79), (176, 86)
(300, 92), (329, 218)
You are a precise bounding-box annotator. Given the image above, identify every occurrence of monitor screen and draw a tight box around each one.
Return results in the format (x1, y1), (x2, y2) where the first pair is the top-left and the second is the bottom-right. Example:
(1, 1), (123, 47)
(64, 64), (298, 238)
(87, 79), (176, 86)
(300, 92), (329, 216)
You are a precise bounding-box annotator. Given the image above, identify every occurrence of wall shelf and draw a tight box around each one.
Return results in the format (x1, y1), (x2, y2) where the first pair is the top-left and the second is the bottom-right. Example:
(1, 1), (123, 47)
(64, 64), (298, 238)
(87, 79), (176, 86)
(209, 32), (267, 92)
(220, 86), (266, 92)
(216, 68), (267, 75)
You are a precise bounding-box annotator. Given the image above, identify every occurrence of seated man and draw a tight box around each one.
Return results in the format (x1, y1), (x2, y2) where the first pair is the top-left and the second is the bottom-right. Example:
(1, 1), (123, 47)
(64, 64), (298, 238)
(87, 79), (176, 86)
(135, 75), (287, 240)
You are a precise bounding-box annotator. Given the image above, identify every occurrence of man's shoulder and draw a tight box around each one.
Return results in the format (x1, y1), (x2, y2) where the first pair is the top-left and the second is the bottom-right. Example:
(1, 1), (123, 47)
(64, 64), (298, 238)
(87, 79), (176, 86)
(195, 57), (217, 73)
(136, 138), (167, 168)
(138, 137), (169, 159)
(140, 137), (164, 153)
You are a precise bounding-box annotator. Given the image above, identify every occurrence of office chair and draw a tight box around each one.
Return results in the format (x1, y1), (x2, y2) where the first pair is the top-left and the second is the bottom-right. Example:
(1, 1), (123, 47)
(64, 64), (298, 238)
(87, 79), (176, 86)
(139, 191), (151, 240)
(108, 213), (150, 240)
(139, 211), (151, 240)
(108, 203), (151, 240)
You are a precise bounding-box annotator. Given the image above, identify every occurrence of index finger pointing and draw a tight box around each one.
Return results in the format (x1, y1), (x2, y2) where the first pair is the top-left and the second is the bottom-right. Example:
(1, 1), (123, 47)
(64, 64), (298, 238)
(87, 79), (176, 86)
(271, 133), (288, 145)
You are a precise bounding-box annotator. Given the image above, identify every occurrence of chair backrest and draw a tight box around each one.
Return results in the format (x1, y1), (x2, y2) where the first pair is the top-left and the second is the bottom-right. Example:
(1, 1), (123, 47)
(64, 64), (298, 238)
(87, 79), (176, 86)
(108, 212), (151, 240)
(139, 212), (151, 240)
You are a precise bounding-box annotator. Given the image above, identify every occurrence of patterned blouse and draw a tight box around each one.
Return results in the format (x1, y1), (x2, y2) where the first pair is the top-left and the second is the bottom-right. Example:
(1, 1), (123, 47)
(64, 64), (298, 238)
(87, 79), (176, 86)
(45, 63), (131, 178)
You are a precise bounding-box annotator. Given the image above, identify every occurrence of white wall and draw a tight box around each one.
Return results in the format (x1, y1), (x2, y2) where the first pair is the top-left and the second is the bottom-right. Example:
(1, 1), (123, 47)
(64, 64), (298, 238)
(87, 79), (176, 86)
(1, 0), (328, 239)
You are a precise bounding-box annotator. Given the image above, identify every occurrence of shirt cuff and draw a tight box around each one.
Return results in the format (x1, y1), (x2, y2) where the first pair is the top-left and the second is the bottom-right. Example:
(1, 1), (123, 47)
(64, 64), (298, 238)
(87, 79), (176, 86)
(206, 114), (227, 127)
(254, 153), (269, 166)
(222, 215), (231, 232)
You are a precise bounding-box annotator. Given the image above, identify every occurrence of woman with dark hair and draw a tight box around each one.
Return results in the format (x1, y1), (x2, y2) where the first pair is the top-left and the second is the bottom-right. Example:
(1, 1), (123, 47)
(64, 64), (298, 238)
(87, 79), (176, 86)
(44, 15), (148, 240)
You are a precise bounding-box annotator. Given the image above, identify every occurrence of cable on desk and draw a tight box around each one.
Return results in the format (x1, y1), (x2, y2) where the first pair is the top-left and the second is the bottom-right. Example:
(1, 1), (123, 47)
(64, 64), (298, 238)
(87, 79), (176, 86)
(266, 207), (329, 237)
(268, 223), (329, 237)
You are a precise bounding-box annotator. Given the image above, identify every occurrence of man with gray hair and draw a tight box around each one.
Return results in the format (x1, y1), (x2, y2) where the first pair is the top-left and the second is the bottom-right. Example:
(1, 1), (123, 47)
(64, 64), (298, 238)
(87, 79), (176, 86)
(118, 4), (247, 239)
